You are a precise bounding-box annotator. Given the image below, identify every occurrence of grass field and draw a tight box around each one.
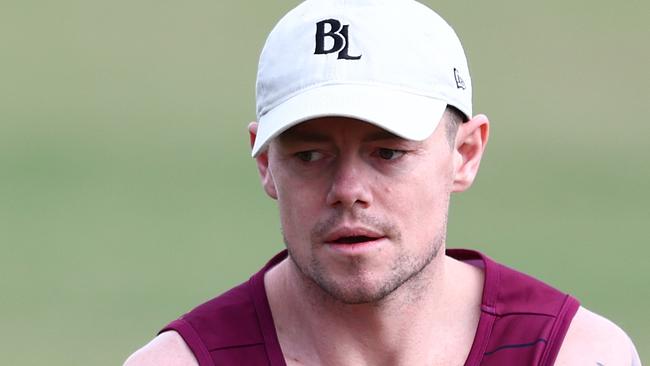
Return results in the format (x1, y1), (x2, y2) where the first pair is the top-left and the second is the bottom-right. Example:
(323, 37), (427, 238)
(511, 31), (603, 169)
(1, 1), (647, 364)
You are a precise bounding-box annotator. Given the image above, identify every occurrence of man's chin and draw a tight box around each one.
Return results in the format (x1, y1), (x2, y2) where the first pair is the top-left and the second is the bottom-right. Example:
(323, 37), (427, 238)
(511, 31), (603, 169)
(307, 270), (404, 305)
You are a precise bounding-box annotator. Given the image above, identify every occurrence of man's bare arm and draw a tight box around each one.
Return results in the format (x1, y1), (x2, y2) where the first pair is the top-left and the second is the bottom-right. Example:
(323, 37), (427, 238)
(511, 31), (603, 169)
(123, 331), (198, 366)
(556, 306), (642, 366)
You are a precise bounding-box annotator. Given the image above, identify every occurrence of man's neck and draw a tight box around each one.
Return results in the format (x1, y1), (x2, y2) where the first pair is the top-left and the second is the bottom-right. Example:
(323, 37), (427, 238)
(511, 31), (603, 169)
(264, 252), (484, 366)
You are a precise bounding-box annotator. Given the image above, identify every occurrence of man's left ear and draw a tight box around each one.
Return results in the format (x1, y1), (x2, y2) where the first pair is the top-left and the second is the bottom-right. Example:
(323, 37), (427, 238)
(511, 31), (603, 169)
(452, 114), (490, 192)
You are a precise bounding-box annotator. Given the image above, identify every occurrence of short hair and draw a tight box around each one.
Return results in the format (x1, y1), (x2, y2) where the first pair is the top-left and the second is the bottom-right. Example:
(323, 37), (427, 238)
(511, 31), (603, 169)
(444, 105), (466, 147)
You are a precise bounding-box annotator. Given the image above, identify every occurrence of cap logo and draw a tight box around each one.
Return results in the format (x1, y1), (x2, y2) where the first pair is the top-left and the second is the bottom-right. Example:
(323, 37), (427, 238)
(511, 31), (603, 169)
(314, 19), (362, 60)
(454, 68), (466, 89)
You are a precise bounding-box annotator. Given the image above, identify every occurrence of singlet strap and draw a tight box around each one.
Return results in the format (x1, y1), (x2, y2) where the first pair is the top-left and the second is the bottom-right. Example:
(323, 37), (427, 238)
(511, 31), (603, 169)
(250, 251), (289, 366)
(448, 248), (500, 366)
(539, 295), (580, 366)
(447, 248), (580, 366)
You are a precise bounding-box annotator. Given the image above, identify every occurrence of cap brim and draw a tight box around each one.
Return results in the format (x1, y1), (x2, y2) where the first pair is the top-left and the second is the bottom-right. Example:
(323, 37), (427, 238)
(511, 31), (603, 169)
(252, 84), (447, 157)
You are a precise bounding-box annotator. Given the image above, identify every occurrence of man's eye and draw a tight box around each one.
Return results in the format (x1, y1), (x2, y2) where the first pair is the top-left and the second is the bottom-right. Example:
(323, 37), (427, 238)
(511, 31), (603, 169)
(295, 151), (324, 162)
(377, 148), (405, 160)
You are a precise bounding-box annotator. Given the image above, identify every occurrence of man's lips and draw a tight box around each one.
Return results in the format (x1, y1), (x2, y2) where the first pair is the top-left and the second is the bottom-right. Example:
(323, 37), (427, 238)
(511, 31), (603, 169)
(330, 235), (379, 244)
(323, 228), (385, 244)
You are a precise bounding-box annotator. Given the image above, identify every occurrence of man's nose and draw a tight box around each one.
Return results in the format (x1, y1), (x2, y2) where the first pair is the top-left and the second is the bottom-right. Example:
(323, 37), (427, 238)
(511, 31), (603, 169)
(325, 156), (373, 209)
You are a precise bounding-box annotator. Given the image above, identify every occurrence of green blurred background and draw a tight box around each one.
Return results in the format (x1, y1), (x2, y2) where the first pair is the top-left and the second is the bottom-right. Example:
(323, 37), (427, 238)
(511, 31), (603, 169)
(1, 1), (647, 364)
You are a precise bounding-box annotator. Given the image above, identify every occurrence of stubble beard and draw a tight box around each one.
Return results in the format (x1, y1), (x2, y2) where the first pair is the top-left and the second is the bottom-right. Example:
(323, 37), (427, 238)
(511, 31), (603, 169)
(283, 210), (446, 306)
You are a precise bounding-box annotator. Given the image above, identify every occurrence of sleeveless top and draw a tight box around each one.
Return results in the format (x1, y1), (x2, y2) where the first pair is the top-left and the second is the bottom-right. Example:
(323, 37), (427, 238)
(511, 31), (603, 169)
(160, 249), (580, 365)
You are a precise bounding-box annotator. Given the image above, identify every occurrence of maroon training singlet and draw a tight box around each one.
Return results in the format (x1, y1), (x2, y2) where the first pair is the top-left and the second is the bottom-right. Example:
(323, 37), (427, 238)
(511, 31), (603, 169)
(160, 249), (580, 365)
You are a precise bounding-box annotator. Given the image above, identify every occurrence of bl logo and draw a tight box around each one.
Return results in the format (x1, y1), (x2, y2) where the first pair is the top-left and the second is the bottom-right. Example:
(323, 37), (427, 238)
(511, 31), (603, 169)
(314, 19), (362, 60)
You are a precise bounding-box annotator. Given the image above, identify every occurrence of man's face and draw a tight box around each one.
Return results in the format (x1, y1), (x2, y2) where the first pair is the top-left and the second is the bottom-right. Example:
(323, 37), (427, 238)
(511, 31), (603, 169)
(263, 117), (456, 304)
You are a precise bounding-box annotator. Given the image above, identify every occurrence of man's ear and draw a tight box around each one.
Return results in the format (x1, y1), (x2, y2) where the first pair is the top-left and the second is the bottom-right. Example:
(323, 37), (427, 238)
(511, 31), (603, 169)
(452, 114), (489, 192)
(249, 122), (278, 200)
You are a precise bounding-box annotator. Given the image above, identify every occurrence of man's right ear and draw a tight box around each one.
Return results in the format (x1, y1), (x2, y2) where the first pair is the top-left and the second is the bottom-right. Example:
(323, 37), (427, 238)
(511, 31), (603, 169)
(248, 122), (278, 200)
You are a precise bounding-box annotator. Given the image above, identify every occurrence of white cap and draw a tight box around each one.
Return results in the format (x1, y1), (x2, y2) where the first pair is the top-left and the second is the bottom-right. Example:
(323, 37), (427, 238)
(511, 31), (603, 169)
(252, 0), (472, 157)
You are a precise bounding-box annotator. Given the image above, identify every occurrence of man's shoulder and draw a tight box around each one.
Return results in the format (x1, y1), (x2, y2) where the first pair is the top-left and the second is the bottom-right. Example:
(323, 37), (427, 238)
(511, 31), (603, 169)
(123, 331), (198, 366)
(183, 277), (267, 348)
(556, 306), (642, 365)
(123, 276), (269, 366)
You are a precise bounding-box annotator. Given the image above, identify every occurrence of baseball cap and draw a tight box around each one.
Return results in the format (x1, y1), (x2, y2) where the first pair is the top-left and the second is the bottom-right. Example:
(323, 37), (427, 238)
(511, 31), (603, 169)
(252, 0), (472, 157)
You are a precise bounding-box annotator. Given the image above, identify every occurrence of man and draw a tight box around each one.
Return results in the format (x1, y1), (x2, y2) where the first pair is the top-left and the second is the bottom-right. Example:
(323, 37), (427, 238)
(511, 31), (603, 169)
(125, 0), (641, 365)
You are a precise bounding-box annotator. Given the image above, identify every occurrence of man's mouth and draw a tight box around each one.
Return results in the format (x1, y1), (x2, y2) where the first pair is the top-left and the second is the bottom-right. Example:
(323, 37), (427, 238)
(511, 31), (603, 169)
(321, 227), (387, 254)
(331, 235), (379, 244)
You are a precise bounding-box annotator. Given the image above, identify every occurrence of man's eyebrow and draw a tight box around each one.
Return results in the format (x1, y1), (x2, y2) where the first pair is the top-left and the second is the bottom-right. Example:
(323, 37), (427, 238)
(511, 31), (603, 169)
(362, 130), (402, 142)
(278, 128), (403, 143)
(278, 130), (330, 143)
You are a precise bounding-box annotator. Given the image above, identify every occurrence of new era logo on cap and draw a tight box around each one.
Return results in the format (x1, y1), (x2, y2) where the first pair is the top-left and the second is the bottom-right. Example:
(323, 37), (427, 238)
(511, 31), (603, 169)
(314, 19), (362, 60)
(454, 68), (466, 90)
